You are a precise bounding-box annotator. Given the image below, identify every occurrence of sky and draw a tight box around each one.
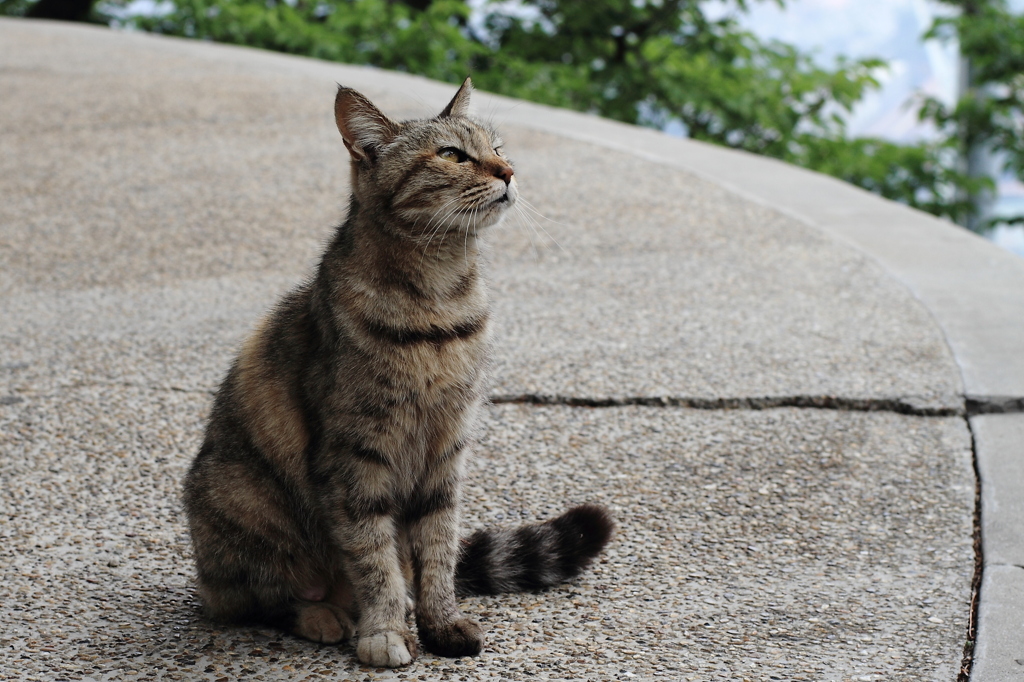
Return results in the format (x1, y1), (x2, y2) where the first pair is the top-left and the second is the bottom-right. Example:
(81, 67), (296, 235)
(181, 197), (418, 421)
(713, 0), (1024, 255)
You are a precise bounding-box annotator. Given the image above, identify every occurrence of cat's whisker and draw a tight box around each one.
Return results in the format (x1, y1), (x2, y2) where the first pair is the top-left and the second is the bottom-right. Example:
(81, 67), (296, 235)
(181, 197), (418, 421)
(511, 203), (543, 261)
(464, 205), (480, 261)
(461, 185), (490, 200)
(517, 196), (563, 224)
(432, 205), (470, 259)
(514, 198), (567, 254)
(423, 195), (464, 232)
(485, 100), (525, 132)
(523, 216), (541, 262)
(420, 197), (466, 249)
(422, 207), (463, 266)
(417, 204), (468, 270)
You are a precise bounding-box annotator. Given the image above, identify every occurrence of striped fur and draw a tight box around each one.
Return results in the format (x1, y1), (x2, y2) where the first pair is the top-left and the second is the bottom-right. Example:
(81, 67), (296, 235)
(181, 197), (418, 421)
(456, 505), (614, 596)
(183, 80), (613, 668)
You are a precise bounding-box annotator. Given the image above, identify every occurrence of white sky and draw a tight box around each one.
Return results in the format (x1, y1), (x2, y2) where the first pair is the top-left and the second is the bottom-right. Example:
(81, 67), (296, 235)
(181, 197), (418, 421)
(707, 0), (960, 141)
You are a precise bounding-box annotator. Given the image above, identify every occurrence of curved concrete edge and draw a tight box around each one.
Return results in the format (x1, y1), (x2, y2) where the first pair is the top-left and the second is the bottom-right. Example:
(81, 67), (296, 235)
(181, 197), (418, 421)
(485, 100), (1024, 403)
(973, 414), (1024, 568)
(8, 21), (1024, 677)
(971, 414), (1024, 680)
(970, 565), (1024, 681)
(11, 21), (1023, 399)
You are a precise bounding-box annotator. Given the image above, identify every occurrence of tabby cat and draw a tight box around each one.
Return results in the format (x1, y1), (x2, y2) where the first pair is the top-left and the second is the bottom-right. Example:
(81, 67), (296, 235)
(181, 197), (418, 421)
(183, 79), (613, 668)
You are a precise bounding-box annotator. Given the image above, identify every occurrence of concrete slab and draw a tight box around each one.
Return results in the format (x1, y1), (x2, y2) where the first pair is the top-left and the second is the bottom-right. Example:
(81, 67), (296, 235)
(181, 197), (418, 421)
(488, 128), (960, 406)
(0, 395), (975, 680)
(477, 78), (1024, 405)
(972, 414), (1024, 568)
(969, 414), (1024, 681)
(0, 17), (997, 681)
(971, 565), (1024, 682)
(0, 19), (963, 409)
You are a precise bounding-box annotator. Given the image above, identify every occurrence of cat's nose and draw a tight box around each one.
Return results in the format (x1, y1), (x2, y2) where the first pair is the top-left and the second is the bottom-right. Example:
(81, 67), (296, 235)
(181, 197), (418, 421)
(494, 165), (514, 185)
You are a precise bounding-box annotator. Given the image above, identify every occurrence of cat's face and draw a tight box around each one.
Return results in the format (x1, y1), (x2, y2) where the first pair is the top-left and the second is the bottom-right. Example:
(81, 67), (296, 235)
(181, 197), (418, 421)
(335, 79), (518, 241)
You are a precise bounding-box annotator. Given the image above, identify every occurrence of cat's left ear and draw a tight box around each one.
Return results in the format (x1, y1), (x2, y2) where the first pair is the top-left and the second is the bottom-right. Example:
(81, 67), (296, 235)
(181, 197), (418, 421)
(334, 86), (400, 162)
(438, 77), (473, 119)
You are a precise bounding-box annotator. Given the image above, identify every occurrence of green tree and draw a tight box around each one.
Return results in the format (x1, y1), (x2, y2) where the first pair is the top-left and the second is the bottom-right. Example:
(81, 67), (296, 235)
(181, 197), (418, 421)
(0, 0), (102, 21)
(125, 0), (484, 84)
(466, 0), (984, 225)
(919, 0), (1024, 228)
(473, 1), (882, 159)
(120, 0), (892, 177)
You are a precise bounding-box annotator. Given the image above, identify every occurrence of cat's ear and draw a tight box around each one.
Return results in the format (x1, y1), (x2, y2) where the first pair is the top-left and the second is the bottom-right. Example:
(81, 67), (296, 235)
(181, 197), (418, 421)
(334, 86), (399, 162)
(438, 77), (473, 119)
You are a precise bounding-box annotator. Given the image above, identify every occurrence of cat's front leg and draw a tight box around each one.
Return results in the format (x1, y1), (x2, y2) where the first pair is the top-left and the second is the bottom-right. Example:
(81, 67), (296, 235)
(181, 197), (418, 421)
(336, 511), (418, 667)
(407, 478), (483, 657)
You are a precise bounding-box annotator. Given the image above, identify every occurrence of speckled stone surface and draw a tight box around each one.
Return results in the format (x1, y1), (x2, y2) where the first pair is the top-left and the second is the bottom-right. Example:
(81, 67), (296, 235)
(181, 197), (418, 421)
(0, 19), (962, 408)
(0, 18), (977, 682)
(1, 396), (974, 681)
(487, 127), (961, 406)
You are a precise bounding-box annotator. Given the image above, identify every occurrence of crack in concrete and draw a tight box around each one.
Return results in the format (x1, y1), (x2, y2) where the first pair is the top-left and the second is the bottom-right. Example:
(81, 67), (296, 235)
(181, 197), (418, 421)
(965, 395), (1024, 415)
(5, 386), (1022, 419)
(958, 418), (984, 682)
(495, 393), (1024, 417)
(491, 393), (965, 416)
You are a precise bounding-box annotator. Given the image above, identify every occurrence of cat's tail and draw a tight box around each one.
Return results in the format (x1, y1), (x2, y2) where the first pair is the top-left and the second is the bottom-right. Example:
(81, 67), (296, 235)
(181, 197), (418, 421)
(455, 504), (614, 596)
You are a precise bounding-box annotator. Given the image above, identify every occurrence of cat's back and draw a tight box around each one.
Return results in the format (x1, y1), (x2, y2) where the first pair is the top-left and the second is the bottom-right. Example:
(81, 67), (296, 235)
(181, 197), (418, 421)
(189, 283), (316, 484)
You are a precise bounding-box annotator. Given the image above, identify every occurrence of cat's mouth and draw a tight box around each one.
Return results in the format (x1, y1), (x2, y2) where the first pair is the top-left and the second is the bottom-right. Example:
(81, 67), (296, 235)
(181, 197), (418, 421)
(494, 192), (510, 205)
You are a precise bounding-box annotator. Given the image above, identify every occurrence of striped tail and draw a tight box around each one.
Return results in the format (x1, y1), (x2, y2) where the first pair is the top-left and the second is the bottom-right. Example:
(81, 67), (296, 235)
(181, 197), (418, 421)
(455, 504), (614, 595)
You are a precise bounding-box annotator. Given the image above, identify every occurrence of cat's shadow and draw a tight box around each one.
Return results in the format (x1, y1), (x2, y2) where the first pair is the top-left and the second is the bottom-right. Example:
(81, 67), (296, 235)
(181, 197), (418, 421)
(106, 583), (366, 675)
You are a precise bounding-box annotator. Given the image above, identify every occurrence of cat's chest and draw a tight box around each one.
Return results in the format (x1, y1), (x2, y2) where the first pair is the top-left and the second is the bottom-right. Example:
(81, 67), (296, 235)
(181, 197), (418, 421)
(389, 315), (488, 369)
(345, 282), (491, 387)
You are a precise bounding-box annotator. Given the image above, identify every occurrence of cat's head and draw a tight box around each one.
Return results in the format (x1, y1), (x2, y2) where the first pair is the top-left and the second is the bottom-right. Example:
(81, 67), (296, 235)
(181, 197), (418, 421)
(334, 78), (517, 240)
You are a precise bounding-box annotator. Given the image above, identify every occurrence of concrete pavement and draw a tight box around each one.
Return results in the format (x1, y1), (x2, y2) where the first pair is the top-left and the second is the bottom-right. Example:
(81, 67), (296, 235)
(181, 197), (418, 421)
(2, 17), (1022, 681)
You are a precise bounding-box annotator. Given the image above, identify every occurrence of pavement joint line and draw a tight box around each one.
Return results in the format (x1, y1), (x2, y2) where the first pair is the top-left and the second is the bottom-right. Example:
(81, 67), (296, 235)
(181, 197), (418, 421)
(958, 417), (983, 682)
(965, 395), (1024, 415)
(492, 393), (970, 416)
(5, 387), (1023, 417)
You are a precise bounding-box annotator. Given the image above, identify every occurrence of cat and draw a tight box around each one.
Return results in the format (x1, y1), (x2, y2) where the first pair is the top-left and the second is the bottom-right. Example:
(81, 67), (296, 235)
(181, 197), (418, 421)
(182, 78), (613, 668)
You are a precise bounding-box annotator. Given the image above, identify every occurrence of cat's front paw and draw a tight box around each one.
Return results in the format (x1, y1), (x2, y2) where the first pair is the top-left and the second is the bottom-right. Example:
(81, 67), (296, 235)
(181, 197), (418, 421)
(356, 630), (418, 667)
(418, 616), (484, 658)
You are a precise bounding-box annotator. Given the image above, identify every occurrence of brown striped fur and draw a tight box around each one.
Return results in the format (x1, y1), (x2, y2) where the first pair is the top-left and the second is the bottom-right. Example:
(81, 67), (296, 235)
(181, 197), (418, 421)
(184, 80), (613, 668)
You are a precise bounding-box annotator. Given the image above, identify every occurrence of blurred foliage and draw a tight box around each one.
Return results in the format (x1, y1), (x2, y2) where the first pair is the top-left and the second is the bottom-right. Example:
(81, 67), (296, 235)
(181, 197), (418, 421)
(1, 0), (102, 21)
(475, 3), (879, 156)
(0, 0), (34, 15)
(920, 0), (1024, 227)
(130, 0), (486, 84)
(792, 135), (985, 223)
(5, 0), (1021, 228)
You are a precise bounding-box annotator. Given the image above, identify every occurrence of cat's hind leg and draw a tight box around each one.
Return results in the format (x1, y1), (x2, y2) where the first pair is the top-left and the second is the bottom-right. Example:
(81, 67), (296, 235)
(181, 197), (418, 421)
(291, 572), (358, 644)
(187, 459), (353, 643)
(197, 576), (355, 644)
(292, 601), (355, 644)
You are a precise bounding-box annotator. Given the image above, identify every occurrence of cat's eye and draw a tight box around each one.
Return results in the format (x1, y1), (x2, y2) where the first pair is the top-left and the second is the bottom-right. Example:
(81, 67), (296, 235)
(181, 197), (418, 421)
(493, 146), (503, 155)
(438, 147), (469, 163)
